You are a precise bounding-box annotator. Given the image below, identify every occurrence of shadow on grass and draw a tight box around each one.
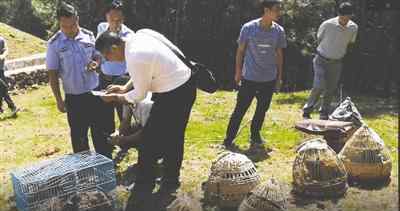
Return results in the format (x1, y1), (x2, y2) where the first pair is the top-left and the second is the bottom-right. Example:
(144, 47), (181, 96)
(275, 94), (308, 106)
(244, 145), (272, 163)
(348, 177), (391, 190)
(0, 113), (18, 121)
(289, 191), (342, 209)
(224, 144), (272, 163)
(114, 149), (163, 189)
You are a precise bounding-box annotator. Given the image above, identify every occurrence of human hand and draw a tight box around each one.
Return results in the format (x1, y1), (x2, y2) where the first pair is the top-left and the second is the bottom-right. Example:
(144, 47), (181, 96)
(56, 100), (67, 113)
(106, 85), (126, 94)
(275, 79), (283, 92)
(87, 60), (99, 72)
(100, 93), (128, 104)
(234, 72), (242, 86)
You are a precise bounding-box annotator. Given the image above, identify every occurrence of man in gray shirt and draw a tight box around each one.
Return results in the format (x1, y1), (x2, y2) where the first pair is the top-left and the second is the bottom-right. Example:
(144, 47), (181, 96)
(223, 0), (287, 148)
(0, 36), (17, 115)
(303, 2), (358, 120)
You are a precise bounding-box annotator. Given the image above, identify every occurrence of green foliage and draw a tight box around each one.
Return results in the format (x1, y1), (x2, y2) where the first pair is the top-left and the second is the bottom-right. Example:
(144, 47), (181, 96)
(0, 23), (46, 59)
(283, 0), (337, 55)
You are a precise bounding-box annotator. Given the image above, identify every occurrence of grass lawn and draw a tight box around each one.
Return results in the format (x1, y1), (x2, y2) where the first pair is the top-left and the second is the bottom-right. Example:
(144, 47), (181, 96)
(0, 23), (46, 60)
(0, 86), (398, 211)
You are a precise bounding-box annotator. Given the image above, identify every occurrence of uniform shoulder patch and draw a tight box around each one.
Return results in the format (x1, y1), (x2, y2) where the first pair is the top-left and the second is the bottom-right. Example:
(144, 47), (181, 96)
(48, 31), (62, 44)
(81, 28), (94, 37)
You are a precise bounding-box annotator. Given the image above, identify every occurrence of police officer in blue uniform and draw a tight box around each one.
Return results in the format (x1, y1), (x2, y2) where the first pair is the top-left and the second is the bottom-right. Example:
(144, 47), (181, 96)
(97, 0), (134, 121)
(46, 2), (113, 158)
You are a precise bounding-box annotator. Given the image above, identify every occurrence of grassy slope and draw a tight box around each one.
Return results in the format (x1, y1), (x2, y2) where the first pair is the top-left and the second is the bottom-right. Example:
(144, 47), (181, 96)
(0, 86), (398, 211)
(0, 22), (46, 60)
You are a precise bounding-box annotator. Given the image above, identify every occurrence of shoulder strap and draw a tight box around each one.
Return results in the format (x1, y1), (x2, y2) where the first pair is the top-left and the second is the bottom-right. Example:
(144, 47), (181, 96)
(142, 31), (194, 69)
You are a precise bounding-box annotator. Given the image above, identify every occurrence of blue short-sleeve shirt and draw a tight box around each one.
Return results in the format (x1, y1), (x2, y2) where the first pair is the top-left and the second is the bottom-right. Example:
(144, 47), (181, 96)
(96, 23), (134, 76)
(46, 28), (99, 95)
(238, 19), (287, 82)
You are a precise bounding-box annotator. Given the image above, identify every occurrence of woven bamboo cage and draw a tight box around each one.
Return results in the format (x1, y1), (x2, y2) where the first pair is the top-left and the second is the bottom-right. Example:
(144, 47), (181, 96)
(204, 152), (261, 208)
(238, 178), (288, 211)
(166, 193), (203, 211)
(292, 139), (348, 197)
(339, 125), (392, 181)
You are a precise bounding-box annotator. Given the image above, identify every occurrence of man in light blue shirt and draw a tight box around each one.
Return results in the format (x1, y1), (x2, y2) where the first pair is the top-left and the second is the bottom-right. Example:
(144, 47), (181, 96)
(46, 2), (113, 158)
(96, 0), (134, 120)
(224, 0), (287, 149)
(97, 0), (133, 78)
(303, 2), (358, 120)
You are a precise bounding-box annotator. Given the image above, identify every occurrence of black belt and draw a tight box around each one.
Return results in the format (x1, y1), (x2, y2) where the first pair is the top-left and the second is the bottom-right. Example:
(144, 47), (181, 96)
(316, 52), (342, 62)
(100, 73), (129, 82)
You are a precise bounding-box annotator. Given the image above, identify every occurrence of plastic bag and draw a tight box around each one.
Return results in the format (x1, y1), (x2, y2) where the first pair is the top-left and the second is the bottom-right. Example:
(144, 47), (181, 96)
(329, 97), (363, 126)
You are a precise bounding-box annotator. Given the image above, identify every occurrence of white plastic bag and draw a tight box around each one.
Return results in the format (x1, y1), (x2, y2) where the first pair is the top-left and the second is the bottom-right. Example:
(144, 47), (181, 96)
(132, 93), (153, 127)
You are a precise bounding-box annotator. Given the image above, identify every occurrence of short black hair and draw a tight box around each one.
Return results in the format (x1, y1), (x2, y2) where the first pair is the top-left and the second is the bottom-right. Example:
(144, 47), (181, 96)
(261, 0), (282, 10)
(95, 31), (124, 53)
(338, 2), (354, 16)
(105, 0), (123, 14)
(56, 2), (78, 19)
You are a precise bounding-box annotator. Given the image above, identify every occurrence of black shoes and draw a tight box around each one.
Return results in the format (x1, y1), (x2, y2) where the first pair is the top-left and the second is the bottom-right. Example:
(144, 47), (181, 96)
(222, 139), (240, 151)
(10, 106), (19, 117)
(223, 135), (266, 150)
(0, 106), (19, 117)
(250, 135), (266, 147)
(155, 183), (180, 210)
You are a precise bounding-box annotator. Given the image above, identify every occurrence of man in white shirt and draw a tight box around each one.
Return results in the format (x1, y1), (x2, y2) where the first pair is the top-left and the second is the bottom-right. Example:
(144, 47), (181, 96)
(303, 2), (358, 120)
(95, 29), (196, 210)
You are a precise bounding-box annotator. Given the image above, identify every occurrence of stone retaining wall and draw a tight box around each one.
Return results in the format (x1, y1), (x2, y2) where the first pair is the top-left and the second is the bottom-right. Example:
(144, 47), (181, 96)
(4, 53), (47, 90)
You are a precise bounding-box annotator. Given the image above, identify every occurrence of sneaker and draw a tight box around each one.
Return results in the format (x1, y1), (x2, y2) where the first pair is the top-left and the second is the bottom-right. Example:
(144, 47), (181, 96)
(222, 140), (240, 151)
(302, 112), (311, 119)
(10, 107), (19, 117)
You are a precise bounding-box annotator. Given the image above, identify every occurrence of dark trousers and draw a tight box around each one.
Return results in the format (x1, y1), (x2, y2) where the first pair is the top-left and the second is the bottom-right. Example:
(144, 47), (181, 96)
(0, 68), (15, 110)
(225, 79), (275, 143)
(303, 55), (343, 115)
(65, 92), (114, 158)
(132, 77), (196, 198)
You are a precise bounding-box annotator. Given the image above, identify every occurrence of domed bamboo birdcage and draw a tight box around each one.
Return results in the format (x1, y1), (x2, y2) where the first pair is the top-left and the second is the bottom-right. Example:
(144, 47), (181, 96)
(292, 139), (348, 198)
(204, 152), (261, 208)
(339, 125), (392, 181)
(238, 178), (288, 211)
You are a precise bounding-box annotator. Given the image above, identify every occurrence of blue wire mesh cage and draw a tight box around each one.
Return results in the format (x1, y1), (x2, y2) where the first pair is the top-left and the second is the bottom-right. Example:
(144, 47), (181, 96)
(10, 151), (117, 211)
